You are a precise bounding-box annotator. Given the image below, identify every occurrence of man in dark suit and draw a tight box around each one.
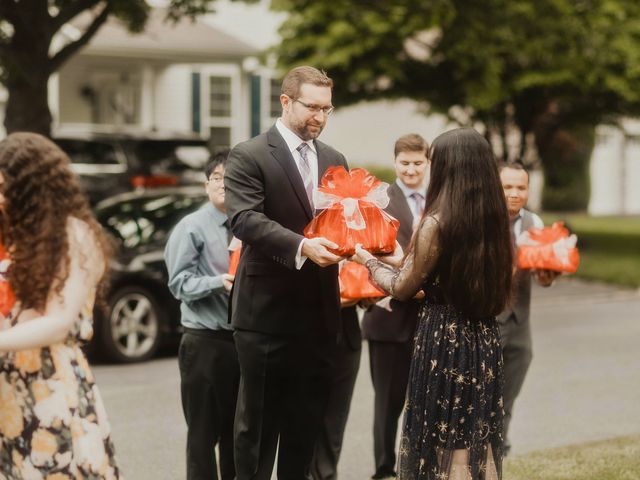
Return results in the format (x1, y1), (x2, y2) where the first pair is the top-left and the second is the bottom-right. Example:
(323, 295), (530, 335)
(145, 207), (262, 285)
(498, 163), (558, 455)
(311, 304), (361, 480)
(361, 134), (429, 479)
(224, 66), (349, 480)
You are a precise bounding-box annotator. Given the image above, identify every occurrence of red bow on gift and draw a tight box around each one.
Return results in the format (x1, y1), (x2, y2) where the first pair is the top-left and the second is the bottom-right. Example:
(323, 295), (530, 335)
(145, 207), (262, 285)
(517, 221), (580, 273)
(304, 167), (400, 256)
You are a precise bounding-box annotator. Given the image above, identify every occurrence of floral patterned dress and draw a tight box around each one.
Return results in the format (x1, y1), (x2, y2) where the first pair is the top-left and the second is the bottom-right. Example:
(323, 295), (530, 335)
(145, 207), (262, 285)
(365, 216), (504, 480)
(0, 255), (121, 479)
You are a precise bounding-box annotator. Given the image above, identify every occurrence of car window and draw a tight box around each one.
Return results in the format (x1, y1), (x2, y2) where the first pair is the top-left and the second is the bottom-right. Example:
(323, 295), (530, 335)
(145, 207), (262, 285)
(96, 193), (207, 248)
(55, 139), (120, 165)
(129, 140), (210, 174)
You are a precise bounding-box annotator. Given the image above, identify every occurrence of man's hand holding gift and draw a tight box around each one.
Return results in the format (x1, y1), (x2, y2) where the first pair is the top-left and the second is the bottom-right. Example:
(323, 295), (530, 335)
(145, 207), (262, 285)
(533, 269), (560, 287)
(302, 237), (343, 267)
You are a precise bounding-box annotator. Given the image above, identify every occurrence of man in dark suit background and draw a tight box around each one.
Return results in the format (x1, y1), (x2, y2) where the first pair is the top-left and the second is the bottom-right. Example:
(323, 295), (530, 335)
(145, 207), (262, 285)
(311, 303), (361, 480)
(224, 66), (348, 480)
(361, 134), (429, 480)
(498, 163), (558, 455)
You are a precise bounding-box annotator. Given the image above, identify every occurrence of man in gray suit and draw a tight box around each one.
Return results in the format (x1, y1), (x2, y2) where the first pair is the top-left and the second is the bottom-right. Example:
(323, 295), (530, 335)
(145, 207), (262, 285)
(361, 134), (429, 479)
(224, 66), (348, 480)
(498, 163), (558, 455)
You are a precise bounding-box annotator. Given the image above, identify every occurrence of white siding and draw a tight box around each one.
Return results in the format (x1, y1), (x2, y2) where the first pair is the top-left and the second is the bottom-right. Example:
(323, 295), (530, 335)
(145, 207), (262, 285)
(58, 62), (94, 124)
(590, 126), (627, 215)
(321, 99), (449, 167)
(154, 65), (192, 132)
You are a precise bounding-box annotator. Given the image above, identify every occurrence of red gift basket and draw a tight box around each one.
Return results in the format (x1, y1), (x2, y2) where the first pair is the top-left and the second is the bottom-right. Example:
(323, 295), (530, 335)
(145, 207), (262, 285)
(304, 167), (399, 256)
(228, 238), (241, 276)
(339, 261), (385, 300)
(0, 243), (15, 316)
(517, 221), (580, 273)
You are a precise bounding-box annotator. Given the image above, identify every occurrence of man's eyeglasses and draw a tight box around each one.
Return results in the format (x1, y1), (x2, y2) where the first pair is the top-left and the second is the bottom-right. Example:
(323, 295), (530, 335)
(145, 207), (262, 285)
(293, 99), (334, 116)
(207, 175), (224, 184)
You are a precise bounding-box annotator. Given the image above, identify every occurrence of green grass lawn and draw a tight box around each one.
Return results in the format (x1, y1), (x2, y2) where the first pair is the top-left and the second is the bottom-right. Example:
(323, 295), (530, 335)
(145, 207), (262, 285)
(504, 435), (640, 480)
(540, 214), (640, 288)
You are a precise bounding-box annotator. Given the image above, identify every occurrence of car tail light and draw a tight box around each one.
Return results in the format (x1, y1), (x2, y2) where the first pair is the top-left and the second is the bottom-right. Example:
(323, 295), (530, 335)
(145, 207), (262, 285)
(130, 175), (178, 188)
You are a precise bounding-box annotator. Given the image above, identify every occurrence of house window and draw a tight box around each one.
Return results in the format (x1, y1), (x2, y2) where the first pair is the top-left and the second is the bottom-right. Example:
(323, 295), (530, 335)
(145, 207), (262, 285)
(209, 76), (231, 117)
(198, 65), (242, 148)
(210, 127), (231, 150)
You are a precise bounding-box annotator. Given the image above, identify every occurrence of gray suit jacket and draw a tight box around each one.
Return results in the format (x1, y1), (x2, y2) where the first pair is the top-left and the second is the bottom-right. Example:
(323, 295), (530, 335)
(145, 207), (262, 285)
(497, 209), (536, 324)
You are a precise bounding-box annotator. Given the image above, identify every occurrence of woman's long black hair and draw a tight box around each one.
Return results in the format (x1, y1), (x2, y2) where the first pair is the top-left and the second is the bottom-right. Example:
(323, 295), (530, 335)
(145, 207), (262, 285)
(422, 127), (513, 317)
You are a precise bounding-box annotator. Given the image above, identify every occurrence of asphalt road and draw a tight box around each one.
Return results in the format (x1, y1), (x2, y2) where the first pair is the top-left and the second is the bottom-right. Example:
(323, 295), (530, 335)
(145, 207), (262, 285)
(93, 278), (640, 479)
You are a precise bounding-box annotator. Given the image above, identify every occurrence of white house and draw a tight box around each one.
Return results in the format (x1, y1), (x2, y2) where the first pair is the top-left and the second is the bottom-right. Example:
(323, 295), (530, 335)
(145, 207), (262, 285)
(49, 8), (269, 149)
(0, 1), (636, 214)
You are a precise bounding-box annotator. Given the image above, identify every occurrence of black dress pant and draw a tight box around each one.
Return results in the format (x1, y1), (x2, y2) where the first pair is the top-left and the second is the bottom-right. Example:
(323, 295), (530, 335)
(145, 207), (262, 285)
(233, 329), (337, 480)
(498, 313), (533, 449)
(368, 340), (413, 478)
(179, 329), (240, 480)
(311, 336), (361, 480)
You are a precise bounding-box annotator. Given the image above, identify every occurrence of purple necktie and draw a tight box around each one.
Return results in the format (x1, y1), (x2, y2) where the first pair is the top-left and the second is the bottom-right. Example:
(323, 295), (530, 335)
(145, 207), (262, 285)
(411, 192), (424, 220)
(296, 142), (314, 208)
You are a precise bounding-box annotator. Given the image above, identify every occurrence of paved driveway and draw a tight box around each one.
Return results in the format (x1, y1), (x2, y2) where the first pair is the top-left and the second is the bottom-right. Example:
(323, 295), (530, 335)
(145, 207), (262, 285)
(93, 278), (640, 479)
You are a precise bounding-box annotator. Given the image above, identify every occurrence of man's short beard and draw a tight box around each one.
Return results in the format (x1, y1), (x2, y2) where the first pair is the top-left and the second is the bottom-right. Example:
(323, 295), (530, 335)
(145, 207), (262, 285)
(294, 124), (322, 141)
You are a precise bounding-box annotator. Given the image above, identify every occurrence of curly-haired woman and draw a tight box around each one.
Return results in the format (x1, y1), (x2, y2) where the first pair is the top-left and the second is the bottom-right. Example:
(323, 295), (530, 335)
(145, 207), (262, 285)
(0, 132), (121, 479)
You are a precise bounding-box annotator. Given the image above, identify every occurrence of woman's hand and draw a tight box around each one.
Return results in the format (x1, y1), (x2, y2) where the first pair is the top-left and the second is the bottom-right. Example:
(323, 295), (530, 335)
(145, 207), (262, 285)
(378, 241), (404, 267)
(350, 244), (375, 265)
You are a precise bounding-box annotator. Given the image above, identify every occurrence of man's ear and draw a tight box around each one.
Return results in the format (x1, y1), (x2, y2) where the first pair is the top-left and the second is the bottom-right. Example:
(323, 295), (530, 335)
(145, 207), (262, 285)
(280, 94), (290, 112)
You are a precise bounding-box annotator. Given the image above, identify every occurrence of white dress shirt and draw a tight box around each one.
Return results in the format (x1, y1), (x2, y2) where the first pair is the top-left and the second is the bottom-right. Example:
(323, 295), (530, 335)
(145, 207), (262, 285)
(275, 118), (319, 205)
(275, 119), (319, 269)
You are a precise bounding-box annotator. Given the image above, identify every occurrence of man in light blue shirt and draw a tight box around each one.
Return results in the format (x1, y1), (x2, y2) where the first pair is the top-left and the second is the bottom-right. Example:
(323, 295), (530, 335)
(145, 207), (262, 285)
(164, 151), (238, 480)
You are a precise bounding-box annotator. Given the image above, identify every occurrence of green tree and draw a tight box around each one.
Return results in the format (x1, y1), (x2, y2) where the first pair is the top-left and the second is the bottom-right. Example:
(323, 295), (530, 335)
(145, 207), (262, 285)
(0, 0), (246, 137)
(272, 0), (640, 210)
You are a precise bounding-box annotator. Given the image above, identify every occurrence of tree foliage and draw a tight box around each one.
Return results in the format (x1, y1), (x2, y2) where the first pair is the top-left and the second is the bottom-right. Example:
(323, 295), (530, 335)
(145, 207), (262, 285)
(272, 0), (640, 210)
(0, 0), (247, 136)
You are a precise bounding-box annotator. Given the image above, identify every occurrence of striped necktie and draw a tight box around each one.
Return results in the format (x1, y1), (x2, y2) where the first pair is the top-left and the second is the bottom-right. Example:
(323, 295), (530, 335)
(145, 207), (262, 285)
(296, 142), (314, 208)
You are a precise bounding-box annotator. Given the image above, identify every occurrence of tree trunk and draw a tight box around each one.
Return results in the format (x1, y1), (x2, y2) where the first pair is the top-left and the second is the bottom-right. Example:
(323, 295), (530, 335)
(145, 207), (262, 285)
(533, 107), (593, 212)
(4, 70), (53, 137)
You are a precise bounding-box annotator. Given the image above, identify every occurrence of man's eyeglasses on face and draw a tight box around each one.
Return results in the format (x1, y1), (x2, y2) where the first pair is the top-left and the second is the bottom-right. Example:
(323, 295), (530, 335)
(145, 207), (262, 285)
(207, 175), (224, 185)
(293, 99), (334, 116)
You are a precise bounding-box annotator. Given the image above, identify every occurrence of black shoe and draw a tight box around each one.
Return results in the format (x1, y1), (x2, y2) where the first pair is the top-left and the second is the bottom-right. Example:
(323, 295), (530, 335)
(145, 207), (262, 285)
(503, 443), (511, 457)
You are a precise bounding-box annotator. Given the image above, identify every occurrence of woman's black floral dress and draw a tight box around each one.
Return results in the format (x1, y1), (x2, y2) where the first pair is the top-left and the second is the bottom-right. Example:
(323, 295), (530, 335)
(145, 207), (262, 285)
(366, 216), (504, 480)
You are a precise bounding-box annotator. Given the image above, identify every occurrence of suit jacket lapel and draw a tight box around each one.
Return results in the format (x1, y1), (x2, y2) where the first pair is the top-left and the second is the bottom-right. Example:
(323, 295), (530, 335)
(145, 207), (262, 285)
(389, 183), (413, 225)
(388, 182), (415, 247)
(267, 127), (314, 219)
(314, 140), (333, 182)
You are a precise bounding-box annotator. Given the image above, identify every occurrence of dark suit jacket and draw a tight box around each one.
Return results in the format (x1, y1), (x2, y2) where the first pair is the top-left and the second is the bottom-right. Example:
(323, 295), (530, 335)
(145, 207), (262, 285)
(224, 126), (349, 338)
(361, 181), (421, 343)
(497, 209), (536, 325)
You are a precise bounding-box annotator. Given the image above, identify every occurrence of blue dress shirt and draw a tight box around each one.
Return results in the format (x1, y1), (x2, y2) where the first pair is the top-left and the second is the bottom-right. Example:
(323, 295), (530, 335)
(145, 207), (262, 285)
(164, 202), (232, 331)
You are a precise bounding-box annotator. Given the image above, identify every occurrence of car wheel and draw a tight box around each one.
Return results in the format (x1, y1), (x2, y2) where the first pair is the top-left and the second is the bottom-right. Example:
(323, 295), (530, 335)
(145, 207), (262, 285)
(99, 285), (165, 363)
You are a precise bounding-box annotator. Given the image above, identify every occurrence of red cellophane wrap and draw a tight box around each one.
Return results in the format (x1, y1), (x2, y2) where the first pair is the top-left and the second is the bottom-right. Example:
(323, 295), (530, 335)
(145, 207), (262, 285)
(228, 238), (241, 276)
(339, 262), (385, 300)
(517, 221), (580, 273)
(0, 243), (15, 317)
(303, 166), (400, 256)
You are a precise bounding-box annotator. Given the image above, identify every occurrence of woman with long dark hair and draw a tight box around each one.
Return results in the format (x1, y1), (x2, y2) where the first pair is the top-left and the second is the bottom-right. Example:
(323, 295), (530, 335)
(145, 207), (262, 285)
(0, 132), (121, 478)
(352, 128), (513, 479)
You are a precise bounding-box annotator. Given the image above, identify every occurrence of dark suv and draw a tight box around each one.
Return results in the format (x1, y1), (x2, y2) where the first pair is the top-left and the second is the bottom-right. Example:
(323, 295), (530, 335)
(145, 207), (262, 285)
(91, 186), (208, 363)
(53, 127), (210, 205)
